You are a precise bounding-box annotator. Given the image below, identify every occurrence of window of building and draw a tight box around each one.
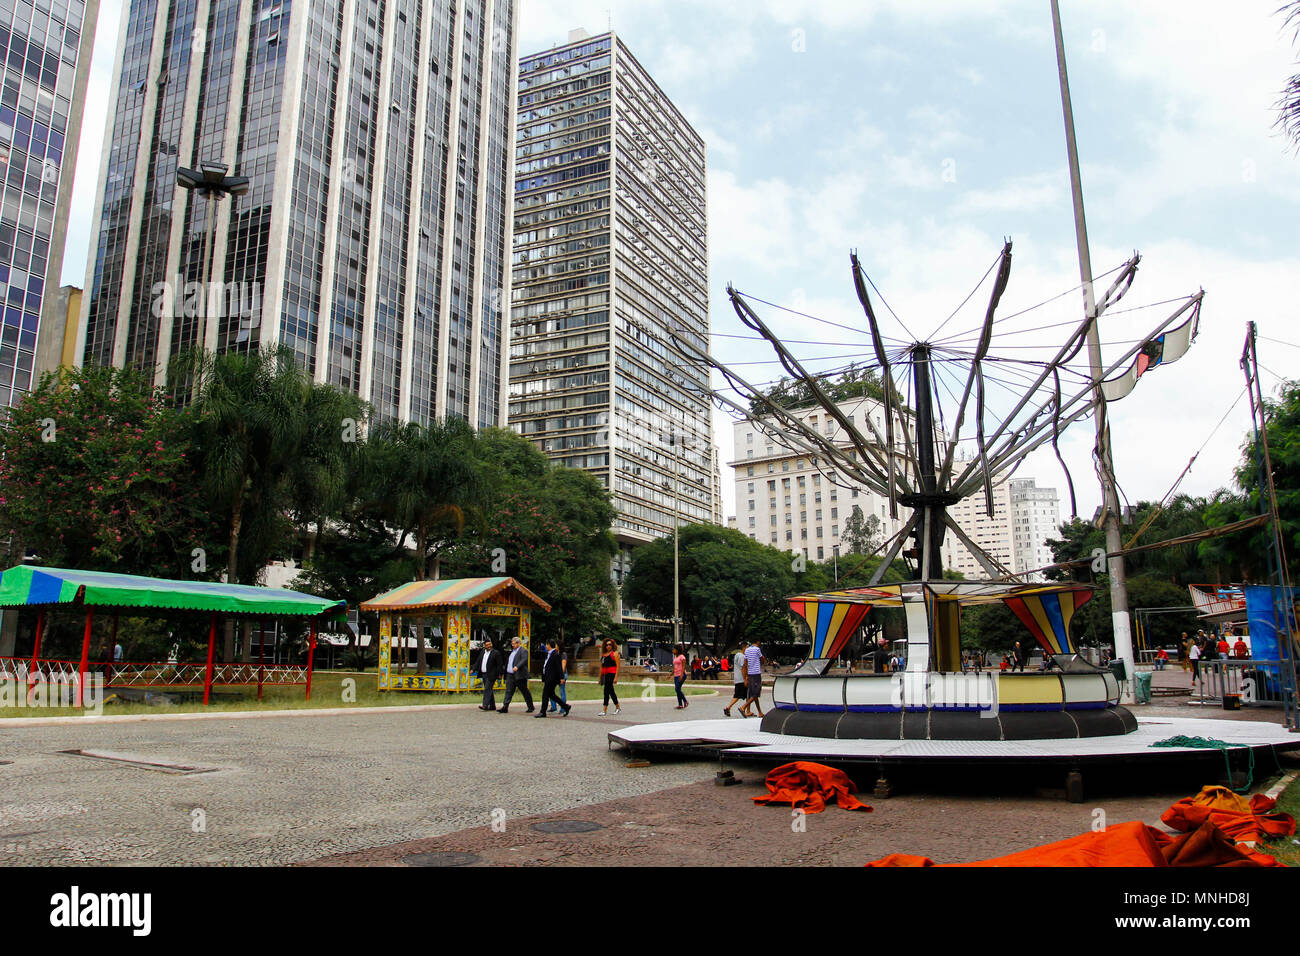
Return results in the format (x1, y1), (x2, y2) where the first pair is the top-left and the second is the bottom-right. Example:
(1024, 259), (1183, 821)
(747, 499), (754, 511)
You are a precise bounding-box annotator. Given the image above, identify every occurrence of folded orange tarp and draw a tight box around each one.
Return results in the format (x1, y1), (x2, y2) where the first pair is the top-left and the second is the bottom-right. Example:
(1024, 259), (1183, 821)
(1161, 785), (1295, 843)
(752, 761), (872, 814)
(865, 820), (1281, 867)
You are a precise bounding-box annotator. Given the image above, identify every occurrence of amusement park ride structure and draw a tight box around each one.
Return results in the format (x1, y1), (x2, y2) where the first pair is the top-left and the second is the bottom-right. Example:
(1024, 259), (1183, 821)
(615, 1), (1300, 775)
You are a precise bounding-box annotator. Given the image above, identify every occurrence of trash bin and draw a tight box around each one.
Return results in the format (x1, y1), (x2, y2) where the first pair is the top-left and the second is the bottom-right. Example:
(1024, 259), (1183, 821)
(1109, 659), (1128, 681)
(1134, 671), (1152, 704)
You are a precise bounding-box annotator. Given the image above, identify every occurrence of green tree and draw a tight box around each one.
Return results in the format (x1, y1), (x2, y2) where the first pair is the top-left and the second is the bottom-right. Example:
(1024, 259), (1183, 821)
(1278, 2), (1300, 148)
(0, 365), (214, 576)
(366, 416), (485, 582)
(443, 432), (618, 645)
(1203, 379), (1300, 581)
(623, 524), (795, 655)
(841, 504), (882, 555)
(751, 362), (889, 414)
(179, 346), (363, 660)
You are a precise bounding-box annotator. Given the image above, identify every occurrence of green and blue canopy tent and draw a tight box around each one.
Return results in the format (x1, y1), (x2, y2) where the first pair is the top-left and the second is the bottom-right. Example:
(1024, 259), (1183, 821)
(0, 566), (347, 705)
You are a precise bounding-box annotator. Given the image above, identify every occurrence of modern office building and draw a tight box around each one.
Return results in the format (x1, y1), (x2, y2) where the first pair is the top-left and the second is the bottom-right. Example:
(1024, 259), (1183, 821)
(508, 30), (713, 562)
(0, 0), (97, 406)
(79, 0), (517, 427)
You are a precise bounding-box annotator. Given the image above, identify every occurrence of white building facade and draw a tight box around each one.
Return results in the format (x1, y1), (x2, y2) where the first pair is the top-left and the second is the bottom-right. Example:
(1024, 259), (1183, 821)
(731, 395), (1062, 580)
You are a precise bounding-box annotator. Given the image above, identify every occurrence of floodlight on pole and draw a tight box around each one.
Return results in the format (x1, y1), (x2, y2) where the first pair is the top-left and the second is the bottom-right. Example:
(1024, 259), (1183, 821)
(176, 161), (250, 352)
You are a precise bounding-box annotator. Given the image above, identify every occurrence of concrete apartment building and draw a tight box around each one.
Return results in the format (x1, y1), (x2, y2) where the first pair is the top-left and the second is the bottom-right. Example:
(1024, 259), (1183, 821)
(946, 475), (1061, 581)
(730, 394), (957, 571)
(79, 0), (518, 427)
(508, 29), (714, 574)
(732, 395), (1062, 580)
(0, 0), (97, 404)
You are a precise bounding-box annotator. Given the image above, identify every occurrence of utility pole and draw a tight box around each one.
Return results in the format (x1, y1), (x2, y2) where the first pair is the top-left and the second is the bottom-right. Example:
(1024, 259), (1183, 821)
(1051, 0), (1135, 698)
(1242, 323), (1299, 730)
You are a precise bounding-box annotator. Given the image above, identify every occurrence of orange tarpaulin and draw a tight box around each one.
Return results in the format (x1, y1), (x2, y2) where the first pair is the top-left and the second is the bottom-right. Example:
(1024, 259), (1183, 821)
(865, 820), (1281, 867)
(752, 761), (872, 814)
(1161, 785), (1295, 843)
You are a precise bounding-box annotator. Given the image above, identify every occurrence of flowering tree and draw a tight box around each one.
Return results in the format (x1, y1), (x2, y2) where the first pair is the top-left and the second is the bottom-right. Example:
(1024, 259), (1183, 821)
(0, 365), (215, 577)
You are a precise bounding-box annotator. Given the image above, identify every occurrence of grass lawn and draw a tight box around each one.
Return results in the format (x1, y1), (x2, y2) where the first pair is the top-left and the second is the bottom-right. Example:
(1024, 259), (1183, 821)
(0, 671), (715, 719)
(1258, 771), (1300, 866)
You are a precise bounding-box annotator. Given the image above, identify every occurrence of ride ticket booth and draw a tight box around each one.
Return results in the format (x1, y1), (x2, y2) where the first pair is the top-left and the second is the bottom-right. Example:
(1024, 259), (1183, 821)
(362, 577), (551, 693)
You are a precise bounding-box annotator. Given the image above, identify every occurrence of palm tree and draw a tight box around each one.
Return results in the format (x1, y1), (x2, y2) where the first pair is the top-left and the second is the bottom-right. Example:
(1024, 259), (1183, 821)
(1279, 2), (1300, 148)
(366, 417), (485, 673)
(177, 346), (361, 660)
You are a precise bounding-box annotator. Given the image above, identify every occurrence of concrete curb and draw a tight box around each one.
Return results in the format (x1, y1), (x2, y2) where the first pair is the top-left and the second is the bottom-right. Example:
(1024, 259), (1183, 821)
(1263, 769), (1298, 802)
(0, 688), (722, 728)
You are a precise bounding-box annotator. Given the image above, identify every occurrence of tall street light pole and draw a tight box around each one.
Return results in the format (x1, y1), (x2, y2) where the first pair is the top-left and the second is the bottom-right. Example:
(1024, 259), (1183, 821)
(176, 161), (250, 352)
(1050, 0), (1135, 698)
(670, 429), (681, 650)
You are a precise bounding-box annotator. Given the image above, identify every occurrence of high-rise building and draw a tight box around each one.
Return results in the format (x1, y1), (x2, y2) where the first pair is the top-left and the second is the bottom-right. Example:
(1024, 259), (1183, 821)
(730, 396), (1062, 580)
(509, 30), (713, 562)
(923, 475), (1062, 581)
(78, 0), (517, 427)
(730, 395), (946, 568)
(0, 0), (97, 406)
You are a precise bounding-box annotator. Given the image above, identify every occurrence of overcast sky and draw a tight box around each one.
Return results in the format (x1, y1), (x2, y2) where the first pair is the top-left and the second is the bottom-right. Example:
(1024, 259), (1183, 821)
(64, 0), (1300, 528)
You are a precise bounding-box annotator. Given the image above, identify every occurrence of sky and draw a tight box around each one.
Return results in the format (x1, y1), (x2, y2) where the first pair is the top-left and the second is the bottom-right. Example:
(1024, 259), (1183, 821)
(62, 0), (1300, 528)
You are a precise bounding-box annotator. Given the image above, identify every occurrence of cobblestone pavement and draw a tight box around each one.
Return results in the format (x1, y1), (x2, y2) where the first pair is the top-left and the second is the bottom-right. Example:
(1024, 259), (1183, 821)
(0, 696), (719, 866)
(306, 771), (1234, 867)
(2, 690), (1294, 866)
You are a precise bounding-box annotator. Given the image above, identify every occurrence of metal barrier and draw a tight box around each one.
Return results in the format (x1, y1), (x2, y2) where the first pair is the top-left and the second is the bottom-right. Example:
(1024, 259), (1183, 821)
(1191, 659), (1295, 707)
(0, 657), (309, 688)
(0, 657), (81, 682)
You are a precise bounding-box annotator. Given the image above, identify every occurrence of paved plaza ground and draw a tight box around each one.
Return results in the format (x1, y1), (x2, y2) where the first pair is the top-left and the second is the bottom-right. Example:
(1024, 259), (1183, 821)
(0, 668), (1296, 867)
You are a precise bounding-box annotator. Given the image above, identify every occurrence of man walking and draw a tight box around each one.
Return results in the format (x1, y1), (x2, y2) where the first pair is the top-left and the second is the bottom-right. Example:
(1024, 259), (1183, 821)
(740, 639), (765, 718)
(536, 638), (571, 718)
(478, 638), (504, 711)
(498, 636), (534, 714)
(723, 644), (747, 717)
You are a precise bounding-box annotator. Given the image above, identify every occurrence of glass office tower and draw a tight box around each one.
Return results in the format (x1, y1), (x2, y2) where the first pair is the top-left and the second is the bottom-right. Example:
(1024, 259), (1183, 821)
(80, 0), (517, 427)
(0, 0), (97, 407)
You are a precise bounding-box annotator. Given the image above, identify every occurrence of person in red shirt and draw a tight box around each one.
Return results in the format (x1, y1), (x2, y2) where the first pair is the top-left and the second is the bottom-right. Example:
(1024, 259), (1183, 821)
(1234, 637), (1249, 659)
(1216, 635), (1230, 657)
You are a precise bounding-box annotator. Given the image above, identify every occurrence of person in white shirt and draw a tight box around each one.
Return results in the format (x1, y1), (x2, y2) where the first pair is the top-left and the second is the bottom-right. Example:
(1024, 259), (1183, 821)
(724, 647), (747, 717)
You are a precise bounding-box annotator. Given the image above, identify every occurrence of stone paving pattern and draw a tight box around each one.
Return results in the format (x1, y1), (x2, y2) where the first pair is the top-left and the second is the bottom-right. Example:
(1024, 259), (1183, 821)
(1, 679), (1295, 866)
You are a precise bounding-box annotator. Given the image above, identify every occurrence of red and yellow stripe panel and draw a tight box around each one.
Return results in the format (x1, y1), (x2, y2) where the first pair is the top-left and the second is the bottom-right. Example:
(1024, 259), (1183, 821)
(788, 599), (872, 659)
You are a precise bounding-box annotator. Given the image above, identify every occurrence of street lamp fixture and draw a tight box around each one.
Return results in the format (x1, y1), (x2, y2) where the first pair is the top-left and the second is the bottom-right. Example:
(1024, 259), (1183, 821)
(176, 161), (251, 351)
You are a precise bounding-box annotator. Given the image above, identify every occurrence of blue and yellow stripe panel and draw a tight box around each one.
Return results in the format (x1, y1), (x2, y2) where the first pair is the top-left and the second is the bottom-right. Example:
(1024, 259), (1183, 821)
(788, 599), (872, 659)
(1001, 588), (1092, 655)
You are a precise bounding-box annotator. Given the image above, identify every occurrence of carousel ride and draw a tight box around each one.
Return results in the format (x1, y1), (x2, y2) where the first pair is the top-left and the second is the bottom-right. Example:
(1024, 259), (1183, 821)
(609, 248), (1299, 775)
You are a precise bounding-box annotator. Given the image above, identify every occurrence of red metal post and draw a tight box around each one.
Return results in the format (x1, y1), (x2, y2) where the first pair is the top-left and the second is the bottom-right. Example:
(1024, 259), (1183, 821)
(203, 613), (217, 706)
(76, 609), (93, 708)
(305, 620), (317, 700)
(257, 617), (266, 701)
(29, 608), (45, 667)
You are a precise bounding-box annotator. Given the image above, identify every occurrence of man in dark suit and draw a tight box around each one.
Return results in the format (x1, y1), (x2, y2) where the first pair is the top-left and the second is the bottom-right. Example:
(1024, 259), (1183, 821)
(535, 638), (572, 718)
(498, 636), (534, 713)
(477, 638), (504, 711)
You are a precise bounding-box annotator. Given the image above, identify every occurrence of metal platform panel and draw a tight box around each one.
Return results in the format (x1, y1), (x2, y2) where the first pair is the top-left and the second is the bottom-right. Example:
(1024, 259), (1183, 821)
(609, 716), (1300, 764)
